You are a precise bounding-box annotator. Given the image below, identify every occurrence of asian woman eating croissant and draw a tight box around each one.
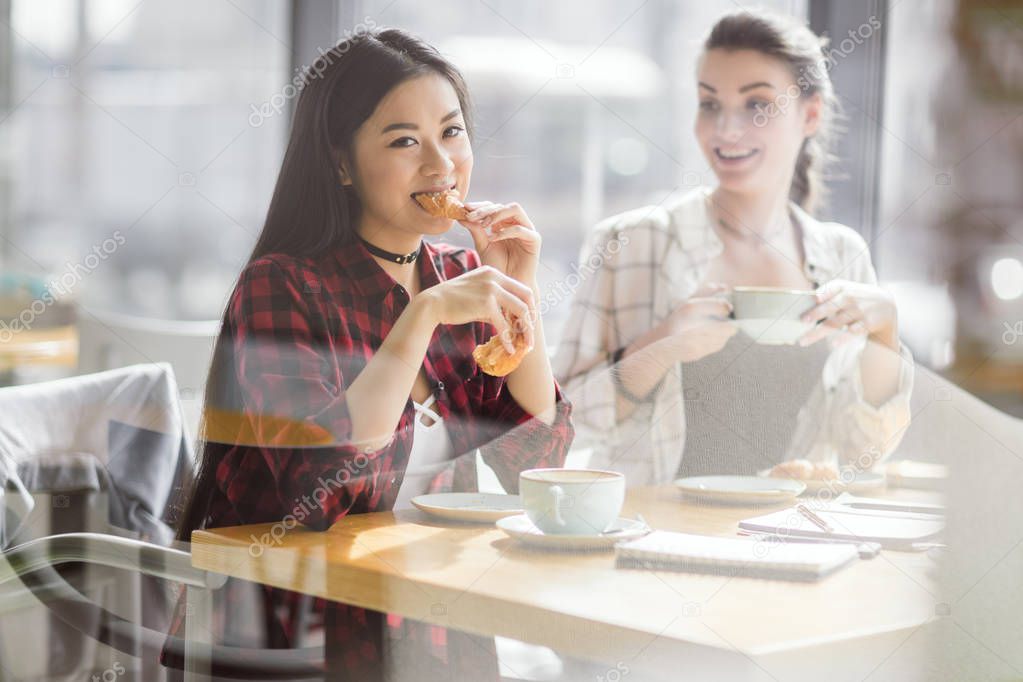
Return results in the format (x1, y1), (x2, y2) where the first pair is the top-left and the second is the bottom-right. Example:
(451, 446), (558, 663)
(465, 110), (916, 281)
(167, 28), (573, 681)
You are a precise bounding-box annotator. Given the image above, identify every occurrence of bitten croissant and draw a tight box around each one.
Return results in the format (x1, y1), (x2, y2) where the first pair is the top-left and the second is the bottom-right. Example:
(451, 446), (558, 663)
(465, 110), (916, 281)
(414, 190), (469, 220)
(473, 327), (531, 377)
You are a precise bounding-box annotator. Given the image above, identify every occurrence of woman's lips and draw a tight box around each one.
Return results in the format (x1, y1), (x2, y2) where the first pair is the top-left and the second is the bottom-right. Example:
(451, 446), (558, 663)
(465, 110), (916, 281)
(410, 183), (457, 200)
(713, 147), (759, 169)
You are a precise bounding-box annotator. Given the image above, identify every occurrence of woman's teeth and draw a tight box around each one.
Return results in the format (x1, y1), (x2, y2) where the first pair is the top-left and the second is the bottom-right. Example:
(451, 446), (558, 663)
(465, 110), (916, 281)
(715, 148), (757, 160)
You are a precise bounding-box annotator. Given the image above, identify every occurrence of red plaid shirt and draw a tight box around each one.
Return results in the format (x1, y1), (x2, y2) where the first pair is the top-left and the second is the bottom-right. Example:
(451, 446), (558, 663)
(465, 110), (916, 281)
(165, 239), (573, 679)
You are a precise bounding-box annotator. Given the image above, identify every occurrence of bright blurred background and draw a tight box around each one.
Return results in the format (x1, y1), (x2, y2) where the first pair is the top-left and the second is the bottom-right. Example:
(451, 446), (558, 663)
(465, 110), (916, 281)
(0, 0), (1020, 418)
(0, 3), (1021, 681)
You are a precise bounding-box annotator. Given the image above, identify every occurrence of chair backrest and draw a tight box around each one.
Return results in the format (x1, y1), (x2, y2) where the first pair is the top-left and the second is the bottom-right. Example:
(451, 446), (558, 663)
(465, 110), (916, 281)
(75, 307), (219, 438)
(0, 364), (197, 680)
(0, 364), (194, 547)
(924, 375), (1023, 675)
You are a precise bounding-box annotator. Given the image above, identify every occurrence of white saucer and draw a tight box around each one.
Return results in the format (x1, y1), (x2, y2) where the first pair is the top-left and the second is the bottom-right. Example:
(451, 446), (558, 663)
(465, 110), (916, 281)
(674, 475), (806, 505)
(411, 493), (523, 523)
(756, 469), (887, 495)
(496, 514), (650, 550)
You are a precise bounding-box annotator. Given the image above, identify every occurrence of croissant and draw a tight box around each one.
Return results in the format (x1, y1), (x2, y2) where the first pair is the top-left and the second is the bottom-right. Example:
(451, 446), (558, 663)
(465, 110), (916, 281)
(414, 190), (469, 220)
(473, 327), (531, 377)
(769, 459), (839, 481)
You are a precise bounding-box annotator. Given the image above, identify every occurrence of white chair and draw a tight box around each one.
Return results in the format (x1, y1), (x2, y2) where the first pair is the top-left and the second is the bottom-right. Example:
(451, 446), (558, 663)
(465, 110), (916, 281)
(75, 306), (219, 439)
(0, 365), (328, 680)
(0, 364), (192, 679)
(0, 532), (326, 681)
(905, 369), (1023, 677)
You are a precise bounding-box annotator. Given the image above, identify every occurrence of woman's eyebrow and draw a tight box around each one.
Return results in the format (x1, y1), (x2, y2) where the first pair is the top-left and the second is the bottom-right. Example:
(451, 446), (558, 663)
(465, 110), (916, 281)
(739, 81), (775, 92)
(698, 82), (716, 93)
(381, 109), (462, 135)
(381, 121), (416, 134)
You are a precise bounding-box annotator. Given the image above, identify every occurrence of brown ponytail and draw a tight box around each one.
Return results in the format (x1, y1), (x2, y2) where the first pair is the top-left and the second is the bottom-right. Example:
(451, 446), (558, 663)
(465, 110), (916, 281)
(703, 11), (839, 215)
(791, 137), (814, 210)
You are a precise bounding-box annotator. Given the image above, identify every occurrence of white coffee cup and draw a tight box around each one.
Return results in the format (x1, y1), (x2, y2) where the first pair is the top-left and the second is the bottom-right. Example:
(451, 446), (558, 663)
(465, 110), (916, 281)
(730, 286), (817, 345)
(519, 468), (625, 535)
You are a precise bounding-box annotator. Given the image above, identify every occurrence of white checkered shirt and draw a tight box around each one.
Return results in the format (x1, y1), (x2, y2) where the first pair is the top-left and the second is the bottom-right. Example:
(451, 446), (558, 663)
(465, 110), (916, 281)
(552, 187), (915, 485)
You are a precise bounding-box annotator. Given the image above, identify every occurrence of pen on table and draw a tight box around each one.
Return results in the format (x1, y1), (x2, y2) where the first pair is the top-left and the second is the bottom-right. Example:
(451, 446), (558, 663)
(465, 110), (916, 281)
(796, 504), (834, 533)
(738, 530), (882, 559)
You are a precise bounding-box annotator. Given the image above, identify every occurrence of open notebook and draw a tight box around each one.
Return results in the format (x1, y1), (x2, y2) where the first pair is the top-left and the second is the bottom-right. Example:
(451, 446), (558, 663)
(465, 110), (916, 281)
(615, 531), (859, 581)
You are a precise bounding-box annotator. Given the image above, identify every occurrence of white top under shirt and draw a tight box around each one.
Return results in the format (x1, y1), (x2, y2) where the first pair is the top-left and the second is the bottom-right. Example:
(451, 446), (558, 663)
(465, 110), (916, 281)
(392, 394), (457, 510)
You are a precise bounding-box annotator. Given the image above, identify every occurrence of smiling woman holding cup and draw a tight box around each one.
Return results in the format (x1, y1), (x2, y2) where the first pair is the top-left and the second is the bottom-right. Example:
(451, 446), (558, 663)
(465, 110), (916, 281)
(554, 10), (914, 484)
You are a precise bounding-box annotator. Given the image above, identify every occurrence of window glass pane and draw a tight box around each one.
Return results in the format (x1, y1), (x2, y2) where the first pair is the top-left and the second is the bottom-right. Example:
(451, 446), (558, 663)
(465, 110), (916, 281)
(356, 0), (807, 344)
(5, 0), (289, 319)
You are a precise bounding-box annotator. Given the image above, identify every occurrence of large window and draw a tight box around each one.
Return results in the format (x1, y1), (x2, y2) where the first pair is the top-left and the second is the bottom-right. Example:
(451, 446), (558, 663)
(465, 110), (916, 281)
(875, 0), (1023, 412)
(2, 0), (818, 341)
(2, 0), (288, 320)
(345, 0), (807, 344)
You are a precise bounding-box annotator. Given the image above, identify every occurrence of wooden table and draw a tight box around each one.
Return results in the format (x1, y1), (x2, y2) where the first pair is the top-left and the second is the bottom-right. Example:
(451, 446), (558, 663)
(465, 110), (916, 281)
(192, 486), (942, 681)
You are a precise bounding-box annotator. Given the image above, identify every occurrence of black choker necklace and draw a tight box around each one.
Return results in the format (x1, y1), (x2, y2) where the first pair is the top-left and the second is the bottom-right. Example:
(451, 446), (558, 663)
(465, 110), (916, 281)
(360, 237), (422, 265)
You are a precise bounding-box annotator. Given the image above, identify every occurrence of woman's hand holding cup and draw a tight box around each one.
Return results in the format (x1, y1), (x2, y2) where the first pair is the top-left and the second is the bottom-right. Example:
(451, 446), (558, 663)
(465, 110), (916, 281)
(654, 283), (736, 363)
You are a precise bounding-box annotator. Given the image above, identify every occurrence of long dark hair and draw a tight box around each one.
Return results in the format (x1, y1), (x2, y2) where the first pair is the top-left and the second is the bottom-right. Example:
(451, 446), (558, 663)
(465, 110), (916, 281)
(173, 28), (473, 542)
(704, 11), (839, 214)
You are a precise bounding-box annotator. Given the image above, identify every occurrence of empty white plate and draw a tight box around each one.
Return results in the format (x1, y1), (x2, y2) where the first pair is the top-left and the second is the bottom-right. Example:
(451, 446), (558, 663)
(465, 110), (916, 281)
(411, 492), (523, 523)
(496, 514), (650, 550)
(674, 475), (806, 505)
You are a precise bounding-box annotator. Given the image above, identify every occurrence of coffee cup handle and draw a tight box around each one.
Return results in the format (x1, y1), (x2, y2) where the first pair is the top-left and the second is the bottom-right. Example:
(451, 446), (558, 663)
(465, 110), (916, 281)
(549, 485), (567, 527)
